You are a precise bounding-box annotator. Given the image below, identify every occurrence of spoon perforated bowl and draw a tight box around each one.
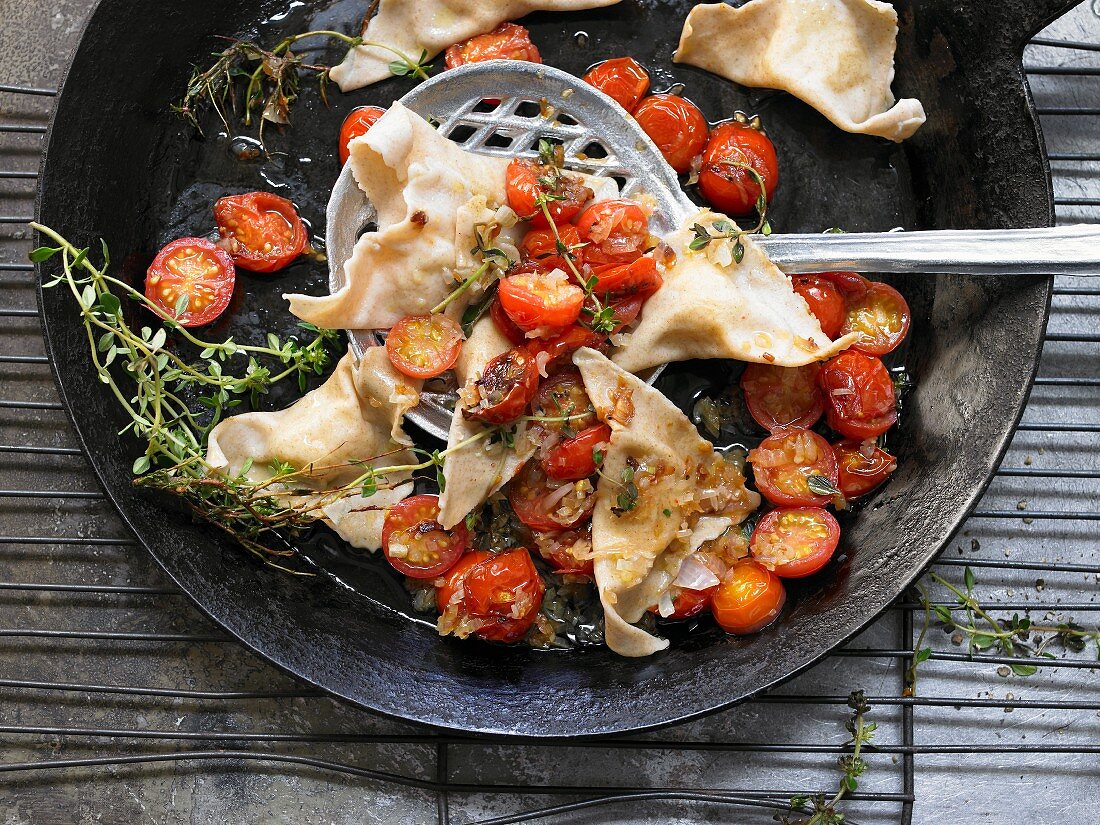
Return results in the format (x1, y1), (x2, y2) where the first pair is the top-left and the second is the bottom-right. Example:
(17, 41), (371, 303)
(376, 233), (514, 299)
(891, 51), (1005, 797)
(327, 60), (1100, 441)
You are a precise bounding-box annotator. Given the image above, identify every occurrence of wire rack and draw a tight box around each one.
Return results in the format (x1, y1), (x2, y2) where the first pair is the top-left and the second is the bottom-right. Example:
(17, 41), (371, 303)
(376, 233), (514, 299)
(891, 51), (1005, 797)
(0, 5), (1096, 824)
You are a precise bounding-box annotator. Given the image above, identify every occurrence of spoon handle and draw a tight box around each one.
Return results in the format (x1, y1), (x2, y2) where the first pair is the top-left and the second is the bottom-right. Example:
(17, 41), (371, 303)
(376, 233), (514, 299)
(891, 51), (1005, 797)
(755, 225), (1100, 276)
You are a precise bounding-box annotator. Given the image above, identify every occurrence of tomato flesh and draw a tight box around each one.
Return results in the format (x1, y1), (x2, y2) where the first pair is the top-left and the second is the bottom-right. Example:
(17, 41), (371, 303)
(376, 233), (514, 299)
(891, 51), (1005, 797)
(748, 428), (839, 507)
(506, 158), (591, 228)
(818, 351), (898, 440)
(521, 224), (582, 273)
(525, 324), (609, 374)
(698, 123), (779, 216)
(464, 347), (540, 425)
(444, 23), (541, 69)
(490, 294), (527, 346)
(385, 314), (464, 379)
(533, 527), (595, 577)
(841, 281), (912, 356)
(633, 94), (710, 174)
(750, 507), (840, 578)
(145, 237), (235, 328)
(740, 363), (824, 433)
(543, 423), (611, 481)
(711, 559), (786, 634)
(649, 585), (717, 620)
(508, 459), (596, 531)
(582, 57), (651, 113)
(498, 269), (584, 332)
(575, 199), (651, 267)
(834, 439), (897, 499)
(530, 370), (598, 436)
(436, 548), (545, 643)
(382, 494), (469, 579)
(339, 105), (385, 165)
(213, 191), (308, 273)
(792, 275), (846, 339)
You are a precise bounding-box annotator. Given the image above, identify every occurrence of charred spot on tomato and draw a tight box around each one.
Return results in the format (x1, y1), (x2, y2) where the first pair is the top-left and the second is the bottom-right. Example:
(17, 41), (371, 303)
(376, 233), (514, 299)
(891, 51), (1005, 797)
(463, 347), (539, 425)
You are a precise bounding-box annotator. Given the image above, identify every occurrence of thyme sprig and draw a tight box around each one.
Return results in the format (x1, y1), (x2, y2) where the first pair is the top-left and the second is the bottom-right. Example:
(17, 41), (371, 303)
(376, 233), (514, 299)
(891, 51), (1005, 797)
(687, 161), (772, 263)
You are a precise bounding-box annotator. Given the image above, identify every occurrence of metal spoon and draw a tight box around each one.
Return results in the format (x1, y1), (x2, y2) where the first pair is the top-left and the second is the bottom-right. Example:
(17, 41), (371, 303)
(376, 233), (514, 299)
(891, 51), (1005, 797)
(327, 60), (1100, 440)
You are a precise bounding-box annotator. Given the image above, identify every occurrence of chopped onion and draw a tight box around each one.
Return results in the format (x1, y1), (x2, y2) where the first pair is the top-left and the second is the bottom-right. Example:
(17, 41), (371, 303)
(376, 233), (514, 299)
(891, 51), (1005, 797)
(535, 349), (551, 377)
(674, 554), (721, 591)
(541, 481), (576, 510)
(657, 590), (676, 618)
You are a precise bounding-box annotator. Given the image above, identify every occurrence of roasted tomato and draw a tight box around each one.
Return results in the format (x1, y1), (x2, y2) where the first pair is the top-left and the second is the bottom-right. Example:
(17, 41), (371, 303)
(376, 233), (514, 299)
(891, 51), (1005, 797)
(748, 428), (840, 507)
(506, 158), (592, 228)
(385, 313), (464, 379)
(792, 275), (846, 339)
(526, 324), (609, 374)
(589, 257), (663, 301)
(698, 122), (779, 216)
(521, 224), (583, 273)
(740, 363), (825, 433)
(607, 294), (645, 332)
(530, 370), (598, 435)
(575, 199), (651, 266)
(508, 459), (597, 531)
(464, 347), (540, 425)
(633, 94), (710, 174)
(490, 294), (527, 345)
(338, 105), (385, 165)
(711, 559), (786, 634)
(750, 507), (840, 578)
(818, 351), (897, 440)
(444, 23), (541, 69)
(382, 494), (469, 579)
(649, 586), (717, 620)
(582, 57), (651, 113)
(532, 527), (594, 577)
(543, 423), (612, 481)
(145, 238), (236, 328)
(834, 439), (898, 498)
(436, 548), (545, 643)
(498, 268), (585, 332)
(820, 270), (871, 299)
(213, 191), (308, 273)
(840, 281), (911, 356)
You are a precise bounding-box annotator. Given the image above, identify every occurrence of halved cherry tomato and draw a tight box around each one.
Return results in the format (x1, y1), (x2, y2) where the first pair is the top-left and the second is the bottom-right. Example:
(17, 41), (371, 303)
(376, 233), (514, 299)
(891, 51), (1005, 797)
(464, 347), (540, 425)
(508, 459), (596, 531)
(436, 548), (545, 643)
(338, 105), (385, 165)
(506, 158), (592, 228)
(820, 271), (870, 298)
(436, 551), (488, 611)
(818, 351), (897, 440)
(834, 439), (898, 498)
(607, 294), (645, 333)
(521, 225), (582, 273)
(525, 325), (609, 374)
(498, 269), (584, 332)
(575, 198), (651, 266)
(582, 57), (651, 113)
(841, 281), (911, 356)
(444, 23), (541, 69)
(213, 191), (308, 273)
(633, 94), (710, 174)
(711, 559), (786, 634)
(750, 507), (840, 578)
(698, 122), (779, 216)
(792, 275), (846, 339)
(588, 257), (663, 303)
(543, 423), (611, 481)
(748, 428), (839, 507)
(145, 238), (235, 328)
(490, 295), (527, 345)
(530, 370), (598, 436)
(385, 314), (464, 379)
(381, 494), (468, 579)
(649, 585), (717, 620)
(532, 527), (594, 577)
(740, 363), (825, 433)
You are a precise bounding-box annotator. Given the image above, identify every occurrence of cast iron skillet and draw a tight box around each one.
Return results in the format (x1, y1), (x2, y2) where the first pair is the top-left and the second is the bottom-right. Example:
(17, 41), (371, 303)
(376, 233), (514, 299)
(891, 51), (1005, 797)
(35, 0), (1072, 737)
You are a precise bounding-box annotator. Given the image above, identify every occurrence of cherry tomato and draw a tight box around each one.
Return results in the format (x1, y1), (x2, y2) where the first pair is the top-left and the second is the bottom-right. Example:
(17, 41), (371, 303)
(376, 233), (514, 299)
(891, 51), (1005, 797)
(436, 549), (545, 643)
(338, 105), (385, 165)
(711, 559), (786, 634)
(820, 271), (871, 298)
(748, 428), (839, 507)
(444, 23), (541, 69)
(464, 347), (540, 425)
(750, 507), (840, 578)
(633, 94), (710, 174)
(543, 423), (612, 481)
(575, 199), (651, 267)
(607, 294), (645, 332)
(588, 257), (663, 302)
(490, 295), (527, 346)
(213, 191), (308, 273)
(498, 269), (584, 332)
(508, 459), (596, 531)
(530, 370), (598, 436)
(532, 527), (594, 577)
(698, 123), (779, 216)
(385, 313), (464, 379)
(582, 57), (651, 113)
(145, 238), (235, 328)
(649, 586), (717, 620)
(818, 351), (897, 440)
(840, 281), (911, 356)
(792, 275), (846, 339)
(521, 225), (582, 273)
(525, 324), (609, 374)
(834, 439), (898, 499)
(740, 363), (825, 433)
(506, 158), (592, 228)
(381, 494), (468, 579)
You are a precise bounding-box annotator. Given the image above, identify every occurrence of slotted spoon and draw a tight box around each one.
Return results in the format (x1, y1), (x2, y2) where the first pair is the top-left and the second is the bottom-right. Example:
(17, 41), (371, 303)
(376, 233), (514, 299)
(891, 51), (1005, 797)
(327, 60), (1100, 441)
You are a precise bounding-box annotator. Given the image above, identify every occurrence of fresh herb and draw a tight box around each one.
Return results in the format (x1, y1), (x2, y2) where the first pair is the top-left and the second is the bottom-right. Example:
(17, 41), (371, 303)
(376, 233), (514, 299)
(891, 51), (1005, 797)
(609, 462), (639, 515)
(806, 474), (841, 497)
(460, 280), (499, 337)
(387, 48), (433, 79)
(592, 447), (605, 467)
(687, 163), (771, 258)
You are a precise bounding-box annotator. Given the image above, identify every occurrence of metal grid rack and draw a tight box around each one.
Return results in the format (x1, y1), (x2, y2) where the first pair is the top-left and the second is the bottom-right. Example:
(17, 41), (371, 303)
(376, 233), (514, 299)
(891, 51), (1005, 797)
(0, 4), (1096, 824)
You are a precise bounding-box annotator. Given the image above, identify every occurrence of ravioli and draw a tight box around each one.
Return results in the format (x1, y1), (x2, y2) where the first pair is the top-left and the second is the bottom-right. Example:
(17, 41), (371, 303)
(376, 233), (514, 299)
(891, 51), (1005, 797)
(330, 0), (622, 92)
(611, 210), (857, 374)
(284, 102), (511, 331)
(675, 0), (925, 142)
(206, 348), (422, 550)
(574, 347), (760, 657)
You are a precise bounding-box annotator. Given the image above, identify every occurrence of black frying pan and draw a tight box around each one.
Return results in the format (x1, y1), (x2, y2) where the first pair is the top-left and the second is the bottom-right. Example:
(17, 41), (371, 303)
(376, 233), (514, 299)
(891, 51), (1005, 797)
(35, 0), (1072, 736)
